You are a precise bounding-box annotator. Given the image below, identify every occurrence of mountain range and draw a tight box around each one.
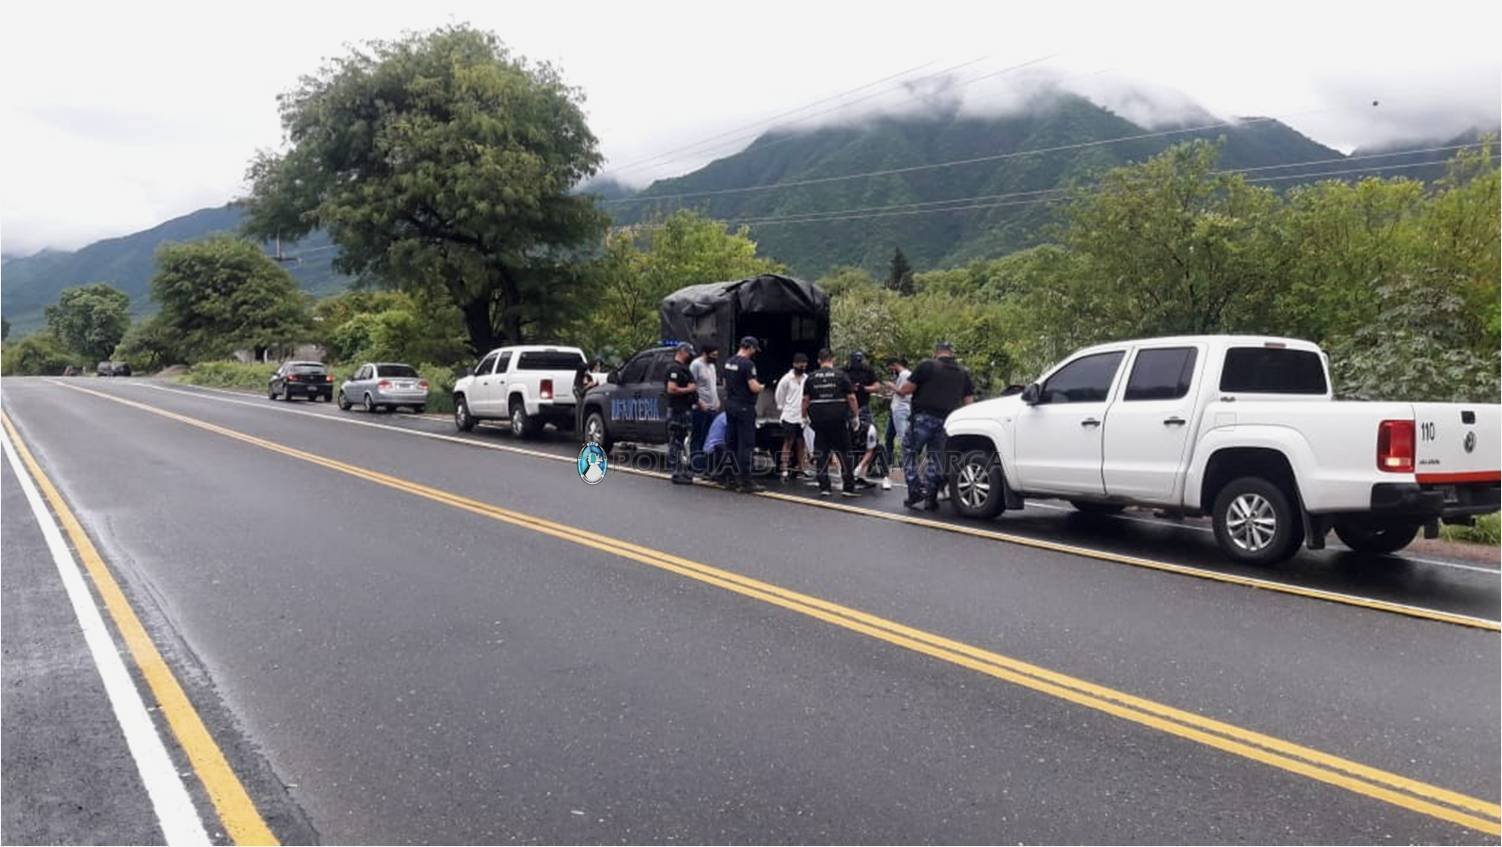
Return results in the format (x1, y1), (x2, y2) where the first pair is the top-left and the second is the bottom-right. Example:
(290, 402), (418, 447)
(3, 91), (1489, 334)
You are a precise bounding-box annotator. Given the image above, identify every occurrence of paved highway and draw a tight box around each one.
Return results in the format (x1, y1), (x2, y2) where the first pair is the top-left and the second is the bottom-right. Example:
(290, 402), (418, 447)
(2, 376), (1498, 844)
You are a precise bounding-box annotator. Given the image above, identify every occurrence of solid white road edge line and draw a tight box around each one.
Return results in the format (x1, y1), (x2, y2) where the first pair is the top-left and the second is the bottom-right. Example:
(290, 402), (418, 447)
(1, 428), (211, 846)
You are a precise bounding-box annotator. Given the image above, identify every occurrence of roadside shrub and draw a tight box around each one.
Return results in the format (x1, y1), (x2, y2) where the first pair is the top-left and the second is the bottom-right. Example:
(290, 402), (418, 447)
(176, 360), (279, 391)
(416, 362), (463, 414)
(1, 332), (78, 376)
(1440, 513), (1501, 546)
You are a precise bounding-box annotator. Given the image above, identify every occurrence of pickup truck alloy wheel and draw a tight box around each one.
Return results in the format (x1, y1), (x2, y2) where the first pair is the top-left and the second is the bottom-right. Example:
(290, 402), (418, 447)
(1212, 476), (1302, 565)
(949, 449), (1004, 518)
(454, 397), (476, 432)
(510, 399), (540, 438)
(583, 411), (611, 452)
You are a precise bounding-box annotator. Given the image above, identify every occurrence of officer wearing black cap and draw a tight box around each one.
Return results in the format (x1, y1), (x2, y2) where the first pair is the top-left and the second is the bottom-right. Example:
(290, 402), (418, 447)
(721, 336), (765, 493)
(664, 342), (698, 484)
(802, 348), (859, 497)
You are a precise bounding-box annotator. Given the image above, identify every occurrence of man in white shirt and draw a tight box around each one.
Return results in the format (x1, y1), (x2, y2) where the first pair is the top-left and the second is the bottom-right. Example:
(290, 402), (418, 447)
(882, 357), (913, 472)
(688, 344), (720, 476)
(774, 353), (809, 481)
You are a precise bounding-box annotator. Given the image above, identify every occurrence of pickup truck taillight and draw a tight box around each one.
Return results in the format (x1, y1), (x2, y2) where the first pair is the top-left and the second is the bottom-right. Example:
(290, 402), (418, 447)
(540, 379), (553, 400)
(1377, 419), (1415, 473)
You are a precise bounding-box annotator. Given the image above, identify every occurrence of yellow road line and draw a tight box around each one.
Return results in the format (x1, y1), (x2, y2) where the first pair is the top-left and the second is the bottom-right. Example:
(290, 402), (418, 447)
(1, 412), (279, 845)
(42, 381), (1502, 836)
(135, 379), (1502, 632)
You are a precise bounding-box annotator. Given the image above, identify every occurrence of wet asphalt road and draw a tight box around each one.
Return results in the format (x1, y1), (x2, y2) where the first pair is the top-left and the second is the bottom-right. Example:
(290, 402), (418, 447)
(2, 376), (1498, 844)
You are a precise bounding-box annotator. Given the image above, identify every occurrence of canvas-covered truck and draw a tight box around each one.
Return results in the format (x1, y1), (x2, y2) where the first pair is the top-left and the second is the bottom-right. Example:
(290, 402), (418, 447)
(580, 274), (829, 451)
(942, 335), (1501, 564)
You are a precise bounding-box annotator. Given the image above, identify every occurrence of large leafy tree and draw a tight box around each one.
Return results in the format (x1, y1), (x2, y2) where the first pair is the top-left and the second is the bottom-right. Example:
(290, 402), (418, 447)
(887, 248), (915, 295)
(242, 25), (609, 354)
(151, 236), (311, 360)
(573, 211), (782, 360)
(44, 283), (131, 362)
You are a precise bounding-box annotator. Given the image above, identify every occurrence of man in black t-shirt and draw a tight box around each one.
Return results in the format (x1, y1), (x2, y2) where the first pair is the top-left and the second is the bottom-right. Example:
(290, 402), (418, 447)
(720, 336), (765, 492)
(664, 343), (698, 484)
(802, 348), (860, 497)
(897, 341), (975, 510)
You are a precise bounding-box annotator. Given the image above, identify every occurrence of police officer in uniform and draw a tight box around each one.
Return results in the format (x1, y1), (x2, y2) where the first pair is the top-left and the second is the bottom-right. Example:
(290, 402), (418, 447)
(663, 342), (698, 485)
(721, 336), (765, 493)
(897, 340), (975, 510)
(802, 348), (860, 497)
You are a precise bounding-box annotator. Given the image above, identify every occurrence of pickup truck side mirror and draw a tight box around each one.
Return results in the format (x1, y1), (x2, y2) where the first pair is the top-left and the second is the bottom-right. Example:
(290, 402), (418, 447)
(1020, 383), (1042, 406)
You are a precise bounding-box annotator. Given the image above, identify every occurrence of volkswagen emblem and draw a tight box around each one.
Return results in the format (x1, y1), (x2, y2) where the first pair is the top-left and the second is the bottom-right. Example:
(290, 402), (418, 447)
(1464, 431), (1476, 454)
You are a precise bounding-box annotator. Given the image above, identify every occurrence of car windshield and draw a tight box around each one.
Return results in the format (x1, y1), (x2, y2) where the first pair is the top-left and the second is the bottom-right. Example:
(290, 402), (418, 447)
(376, 365), (419, 378)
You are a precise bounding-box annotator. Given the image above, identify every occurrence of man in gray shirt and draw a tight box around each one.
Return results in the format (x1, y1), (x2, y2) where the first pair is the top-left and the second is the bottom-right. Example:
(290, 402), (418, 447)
(688, 344), (720, 476)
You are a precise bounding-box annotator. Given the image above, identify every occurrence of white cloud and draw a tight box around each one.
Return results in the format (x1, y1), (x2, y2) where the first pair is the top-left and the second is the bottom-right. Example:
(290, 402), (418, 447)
(2, 0), (1497, 254)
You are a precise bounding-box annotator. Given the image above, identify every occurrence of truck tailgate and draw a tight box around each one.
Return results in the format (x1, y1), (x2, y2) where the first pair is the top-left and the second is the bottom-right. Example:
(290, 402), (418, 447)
(1413, 402), (1501, 483)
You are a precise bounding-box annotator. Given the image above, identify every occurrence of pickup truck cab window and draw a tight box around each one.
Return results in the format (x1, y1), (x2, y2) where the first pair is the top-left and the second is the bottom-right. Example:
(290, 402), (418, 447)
(618, 354), (652, 385)
(494, 352), (512, 374)
(1220, 347), (1326, 394)
(1040, 351), (1124, 404)
(1124, 347), (1198, 401)
(475, 352), (499, 376)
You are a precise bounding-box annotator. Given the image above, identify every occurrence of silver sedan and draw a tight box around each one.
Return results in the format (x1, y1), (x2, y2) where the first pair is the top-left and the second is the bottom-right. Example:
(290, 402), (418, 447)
(338, 363), (430, 413)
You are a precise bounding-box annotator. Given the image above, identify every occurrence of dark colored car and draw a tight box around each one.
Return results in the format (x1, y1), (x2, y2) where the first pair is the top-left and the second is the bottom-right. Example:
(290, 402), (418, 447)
(269, 361), (334, 402)
(111, 362), (132, 377)
(579, 346), (679, 451)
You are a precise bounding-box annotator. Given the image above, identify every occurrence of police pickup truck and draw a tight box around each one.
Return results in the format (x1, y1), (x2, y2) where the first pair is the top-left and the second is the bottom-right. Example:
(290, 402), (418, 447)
(578, 346), (682, 451)
(942, 335), (1500, 564)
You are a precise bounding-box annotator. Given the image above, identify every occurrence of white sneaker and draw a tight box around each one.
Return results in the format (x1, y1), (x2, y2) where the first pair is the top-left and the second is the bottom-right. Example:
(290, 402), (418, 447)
(881, 478), (892, 491)
(779, 470), (789, 481)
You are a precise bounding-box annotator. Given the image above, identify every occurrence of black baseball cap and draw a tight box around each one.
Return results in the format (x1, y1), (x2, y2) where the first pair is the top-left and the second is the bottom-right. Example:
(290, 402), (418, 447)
(739, 336), (761, 351)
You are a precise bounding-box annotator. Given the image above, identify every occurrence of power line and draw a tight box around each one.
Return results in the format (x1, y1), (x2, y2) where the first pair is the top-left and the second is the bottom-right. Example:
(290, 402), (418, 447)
(705, 154), (1493, 228)
(602, 108), (1334, 207)
(676, 143), (1486, 226)
(595, 58), (944, 178)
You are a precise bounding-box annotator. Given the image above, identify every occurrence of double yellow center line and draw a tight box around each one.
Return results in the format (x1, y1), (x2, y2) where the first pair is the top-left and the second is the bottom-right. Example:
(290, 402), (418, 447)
(34, 382), (1502, 836)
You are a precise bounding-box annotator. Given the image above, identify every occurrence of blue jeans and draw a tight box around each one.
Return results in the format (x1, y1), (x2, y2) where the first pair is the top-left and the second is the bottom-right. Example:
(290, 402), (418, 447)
(667, 409), (692, 478)
(884, 405), (910, 468)
(902, 411), (948, 499)
(690, 408), (716, 474)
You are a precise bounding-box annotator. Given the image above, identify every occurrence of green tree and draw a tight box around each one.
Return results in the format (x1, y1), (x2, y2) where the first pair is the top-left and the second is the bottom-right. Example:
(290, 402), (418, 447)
(1056, 140), (1285, 338)
(151, 236), (311, 361)
(887, 247), (915, 295)
(574, 211), (782, 357)
(242, 25), (609, 354)
(113, 315), (183, 372)
(1414, 142), (1500, 349)
(314, 289), (469, 365)
(1, 332), (75, 376)
(2, 317), (10, 342)
(44, 283), (130, 362)
(816, 266), (879, 297)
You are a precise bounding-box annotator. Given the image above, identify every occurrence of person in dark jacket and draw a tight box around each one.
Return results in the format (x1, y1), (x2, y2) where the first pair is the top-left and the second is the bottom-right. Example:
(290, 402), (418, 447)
(897, 341), (975, 510)
(802, 348), (860, 497)
(721, 336), (765, 493)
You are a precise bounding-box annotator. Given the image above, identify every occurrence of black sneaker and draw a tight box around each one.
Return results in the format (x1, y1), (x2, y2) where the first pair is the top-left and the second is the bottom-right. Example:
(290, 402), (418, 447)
(853, 478), (875, 490)
(922, 496), (940, 511)
(903, 493), (925, 510)
(818, 488), (832, 498)
(670, 475), (693, 485)
(841, 488), (860, 498)
(739, 481), (767, 494)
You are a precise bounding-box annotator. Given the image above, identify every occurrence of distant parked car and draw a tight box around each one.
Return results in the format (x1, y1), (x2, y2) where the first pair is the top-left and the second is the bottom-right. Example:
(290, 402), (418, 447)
(111, 362), (132, 377)
(96, 360), (113, 377)
(268, 361), (334, 402)
(338, 362), (429, 413)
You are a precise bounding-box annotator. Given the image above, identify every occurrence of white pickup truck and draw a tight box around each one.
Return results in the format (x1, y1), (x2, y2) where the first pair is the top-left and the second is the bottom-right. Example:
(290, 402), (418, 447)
(453, 345), (588, 438)
(943, 335), (1500, 564)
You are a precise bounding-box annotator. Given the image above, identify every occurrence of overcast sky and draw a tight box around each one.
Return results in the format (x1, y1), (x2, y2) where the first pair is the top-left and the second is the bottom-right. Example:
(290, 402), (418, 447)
(2, 0), (1498, 255)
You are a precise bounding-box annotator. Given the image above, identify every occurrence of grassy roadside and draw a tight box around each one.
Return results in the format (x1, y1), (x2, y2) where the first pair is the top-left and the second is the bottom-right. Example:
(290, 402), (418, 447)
(1440, 513), (1500, 546)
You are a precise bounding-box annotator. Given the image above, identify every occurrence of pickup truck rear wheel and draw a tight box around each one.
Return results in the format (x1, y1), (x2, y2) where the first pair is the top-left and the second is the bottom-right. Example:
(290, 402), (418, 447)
(1333, 518), (1421, 555)
(510, 398), (542, 438)
(583, 410), (612, 452)
(949, 449), (1005, 519)
(1212, 476), (1304, 565)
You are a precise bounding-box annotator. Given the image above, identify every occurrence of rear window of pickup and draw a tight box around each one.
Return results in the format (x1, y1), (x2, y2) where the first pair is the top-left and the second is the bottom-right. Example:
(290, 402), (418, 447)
(1219, 347), (1327, 394)
(516, 351), (586, 370)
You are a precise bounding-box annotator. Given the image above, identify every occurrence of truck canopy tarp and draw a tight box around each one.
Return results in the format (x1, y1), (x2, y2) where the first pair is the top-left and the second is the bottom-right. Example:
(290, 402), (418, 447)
(660, 274), (828, 354)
